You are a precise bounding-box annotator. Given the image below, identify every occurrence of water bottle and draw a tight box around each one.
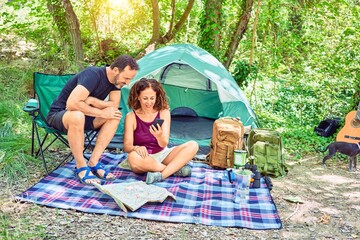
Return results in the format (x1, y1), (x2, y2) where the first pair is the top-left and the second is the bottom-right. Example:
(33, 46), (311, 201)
(239, 175), (250, 204)
(233, 172), (250, 205)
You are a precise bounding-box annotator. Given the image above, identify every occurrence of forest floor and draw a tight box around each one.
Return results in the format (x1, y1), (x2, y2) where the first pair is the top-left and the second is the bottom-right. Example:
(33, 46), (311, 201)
(0, 153), (359, 240)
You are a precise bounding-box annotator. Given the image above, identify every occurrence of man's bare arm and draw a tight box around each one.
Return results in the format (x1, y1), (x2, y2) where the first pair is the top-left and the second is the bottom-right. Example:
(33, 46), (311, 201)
(85, 93), (119, 110)
(66, 85), (120, 119)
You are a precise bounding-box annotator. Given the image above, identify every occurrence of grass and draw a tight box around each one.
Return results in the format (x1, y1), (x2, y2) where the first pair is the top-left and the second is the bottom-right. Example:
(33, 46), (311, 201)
(0, 118), (40, 184)
(0, 65), (50, 238)
(0, 212), (47, 240)
(0, 74), (42, 184)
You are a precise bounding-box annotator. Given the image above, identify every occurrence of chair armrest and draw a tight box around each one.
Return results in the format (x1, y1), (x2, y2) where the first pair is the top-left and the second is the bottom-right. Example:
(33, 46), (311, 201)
(23, 98), (39, 113)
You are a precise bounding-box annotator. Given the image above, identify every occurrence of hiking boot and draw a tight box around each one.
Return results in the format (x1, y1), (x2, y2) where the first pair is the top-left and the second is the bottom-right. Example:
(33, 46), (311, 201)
(146, 172), (163, 184)
(173, 165), (192, 177)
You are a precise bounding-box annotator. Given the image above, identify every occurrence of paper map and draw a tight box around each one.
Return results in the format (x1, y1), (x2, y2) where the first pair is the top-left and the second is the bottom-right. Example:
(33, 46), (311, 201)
(94, 181), (176, 212)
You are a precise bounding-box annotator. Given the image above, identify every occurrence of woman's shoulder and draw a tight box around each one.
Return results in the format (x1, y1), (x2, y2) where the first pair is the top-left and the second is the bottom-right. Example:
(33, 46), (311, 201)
(159, 109), (170, 118)
(160, 108), (170, 113)
(126, 111), (135, 118)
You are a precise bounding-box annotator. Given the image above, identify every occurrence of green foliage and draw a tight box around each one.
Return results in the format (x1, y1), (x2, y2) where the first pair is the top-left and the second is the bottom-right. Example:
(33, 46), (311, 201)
(0, 0), (74, 71)
(249, 70), (355, 158)
(232, 60), (258, 88)
(282, 128), (333, 160)
(238, 0), (360, 159)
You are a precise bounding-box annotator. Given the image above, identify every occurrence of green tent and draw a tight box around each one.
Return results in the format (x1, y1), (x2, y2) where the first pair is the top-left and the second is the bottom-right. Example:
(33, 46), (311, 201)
(116, 44), (258, 150)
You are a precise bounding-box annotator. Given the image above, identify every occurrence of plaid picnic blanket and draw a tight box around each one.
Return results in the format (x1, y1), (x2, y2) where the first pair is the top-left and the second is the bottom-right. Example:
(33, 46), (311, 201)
(16, 153), (282, 229)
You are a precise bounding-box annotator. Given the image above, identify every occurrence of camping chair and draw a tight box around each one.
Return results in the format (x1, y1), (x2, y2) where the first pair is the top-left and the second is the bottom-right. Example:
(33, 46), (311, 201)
(23, 72), (97, 174)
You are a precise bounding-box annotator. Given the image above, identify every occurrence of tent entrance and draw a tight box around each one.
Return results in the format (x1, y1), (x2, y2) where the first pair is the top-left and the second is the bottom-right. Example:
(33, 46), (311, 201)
(170, 115), (213, 155)
(170, 115), (214, 140)
(168, 107), (214, 154)
(169, 116), (215, 156)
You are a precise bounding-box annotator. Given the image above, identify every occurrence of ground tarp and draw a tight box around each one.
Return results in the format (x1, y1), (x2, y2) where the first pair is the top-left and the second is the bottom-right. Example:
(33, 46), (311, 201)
(17, 153), (281, 229)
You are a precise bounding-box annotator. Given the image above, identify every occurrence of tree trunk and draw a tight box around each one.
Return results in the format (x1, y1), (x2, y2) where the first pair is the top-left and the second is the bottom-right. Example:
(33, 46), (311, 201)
(46, 0), (71, 58)
(83, 1), (103, 59)
(150, 0), (161, 42)
(62, 0), (84, 70)
(168, 0), (176, 35)
(91, 12), (103, 59)
(136, 0), (195, 58)
(47, 0), (84, 70)
(160, 0), (195, 44)
(198, 0), (222, 57)
(250, 0), (261, 65)
(223, 0), (254, 69)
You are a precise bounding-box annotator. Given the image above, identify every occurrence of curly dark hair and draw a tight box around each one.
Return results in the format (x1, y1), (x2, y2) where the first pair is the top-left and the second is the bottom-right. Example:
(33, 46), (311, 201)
(110, 55), (139, 71)
(128, 78), (169, 111)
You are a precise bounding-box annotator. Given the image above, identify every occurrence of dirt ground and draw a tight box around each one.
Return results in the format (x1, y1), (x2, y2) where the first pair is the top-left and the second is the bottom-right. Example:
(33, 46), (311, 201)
(0, 154), (359, 240)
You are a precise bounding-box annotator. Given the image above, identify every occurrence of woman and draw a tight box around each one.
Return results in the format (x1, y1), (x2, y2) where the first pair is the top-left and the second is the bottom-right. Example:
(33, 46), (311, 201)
(124, 78), (199, 184)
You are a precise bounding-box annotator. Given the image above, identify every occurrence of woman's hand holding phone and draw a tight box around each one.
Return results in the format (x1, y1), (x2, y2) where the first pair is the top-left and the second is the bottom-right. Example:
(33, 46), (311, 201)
(150, 118), (164, 138)
(152, 118), (164, 131)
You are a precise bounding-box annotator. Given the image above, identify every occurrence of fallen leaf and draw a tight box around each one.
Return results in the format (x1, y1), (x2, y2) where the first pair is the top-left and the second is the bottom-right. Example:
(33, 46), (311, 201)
(283, 196), (304, 203)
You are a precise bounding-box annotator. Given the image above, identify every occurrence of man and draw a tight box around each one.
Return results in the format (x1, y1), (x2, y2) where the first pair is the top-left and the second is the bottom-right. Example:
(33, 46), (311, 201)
(46, 55), (139, 185)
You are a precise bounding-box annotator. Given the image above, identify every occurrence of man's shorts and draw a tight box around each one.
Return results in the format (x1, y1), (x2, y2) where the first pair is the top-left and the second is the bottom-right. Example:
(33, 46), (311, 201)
(150, 147), (175, 163)
(46, 110), (96, 133)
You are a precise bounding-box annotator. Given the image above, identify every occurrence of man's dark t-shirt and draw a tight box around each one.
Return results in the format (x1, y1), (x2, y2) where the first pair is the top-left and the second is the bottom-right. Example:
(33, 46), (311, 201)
(49, 66), (119, 112)
(46, 66), (119, 132)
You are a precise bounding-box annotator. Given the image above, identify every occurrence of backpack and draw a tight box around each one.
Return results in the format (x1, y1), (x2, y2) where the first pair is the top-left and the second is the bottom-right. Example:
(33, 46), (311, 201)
(206, 117), (245, 169)
(247, 128), (287, 177)
(314, 117), (340, 137)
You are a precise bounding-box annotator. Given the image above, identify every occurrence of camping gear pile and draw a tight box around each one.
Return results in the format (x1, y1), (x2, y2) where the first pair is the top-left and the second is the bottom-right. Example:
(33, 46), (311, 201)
(205, 119), (287, 178)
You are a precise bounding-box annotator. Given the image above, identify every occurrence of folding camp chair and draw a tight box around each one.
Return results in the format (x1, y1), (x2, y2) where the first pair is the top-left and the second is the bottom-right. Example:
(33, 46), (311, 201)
(23, 72), (97, 174)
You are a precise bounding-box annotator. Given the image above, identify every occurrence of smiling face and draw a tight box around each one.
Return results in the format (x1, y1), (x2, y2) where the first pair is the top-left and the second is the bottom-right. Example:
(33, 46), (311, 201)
(128, 78), (169, 111)
(137, 87), (157, 110)
(113, 65), (137, 89)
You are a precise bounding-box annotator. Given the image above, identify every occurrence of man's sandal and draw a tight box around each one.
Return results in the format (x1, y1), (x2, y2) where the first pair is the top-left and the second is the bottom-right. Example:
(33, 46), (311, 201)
(75, 166), (99, 185)
(89, 162), (116, 181)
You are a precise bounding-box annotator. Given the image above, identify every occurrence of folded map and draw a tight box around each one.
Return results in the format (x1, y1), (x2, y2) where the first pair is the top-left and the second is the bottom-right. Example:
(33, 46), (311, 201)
(94, 181), (176, 212)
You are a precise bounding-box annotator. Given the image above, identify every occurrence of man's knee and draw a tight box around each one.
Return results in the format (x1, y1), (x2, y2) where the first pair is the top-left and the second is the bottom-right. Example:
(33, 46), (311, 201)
(65, 111), (85, 127)
(94, 118), (120, 130)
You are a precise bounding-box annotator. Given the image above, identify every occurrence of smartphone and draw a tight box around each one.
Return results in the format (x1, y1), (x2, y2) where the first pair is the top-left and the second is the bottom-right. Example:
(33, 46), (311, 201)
(152, 118), (164, 130)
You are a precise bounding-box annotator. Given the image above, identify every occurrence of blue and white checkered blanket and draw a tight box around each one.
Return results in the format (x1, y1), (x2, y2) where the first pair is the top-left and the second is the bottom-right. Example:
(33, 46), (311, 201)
(17, 153), (282, 229)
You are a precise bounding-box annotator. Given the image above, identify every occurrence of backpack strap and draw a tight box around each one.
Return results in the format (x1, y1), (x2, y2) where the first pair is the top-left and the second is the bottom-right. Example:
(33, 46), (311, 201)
(264, 142), (269, 175)
(226, 144), (231, 167)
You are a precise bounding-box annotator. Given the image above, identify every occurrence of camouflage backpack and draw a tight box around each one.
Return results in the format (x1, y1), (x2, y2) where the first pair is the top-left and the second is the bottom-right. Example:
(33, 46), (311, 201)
(247, 128), (288, 177)
(206, 117), (245, 169)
